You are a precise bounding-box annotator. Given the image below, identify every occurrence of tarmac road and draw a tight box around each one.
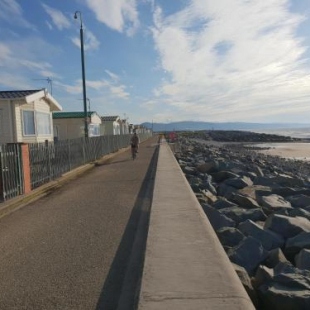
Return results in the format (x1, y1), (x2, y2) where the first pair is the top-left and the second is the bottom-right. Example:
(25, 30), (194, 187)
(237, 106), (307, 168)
(0, 136), (159, 310)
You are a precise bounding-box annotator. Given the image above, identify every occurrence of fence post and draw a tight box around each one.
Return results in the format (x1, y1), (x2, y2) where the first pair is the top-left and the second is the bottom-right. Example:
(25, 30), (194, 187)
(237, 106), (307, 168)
(21, 144), (31, 194)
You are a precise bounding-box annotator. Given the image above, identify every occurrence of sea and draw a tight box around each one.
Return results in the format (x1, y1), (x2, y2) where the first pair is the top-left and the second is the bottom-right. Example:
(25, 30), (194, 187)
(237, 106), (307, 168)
(251, 127), (310, 139)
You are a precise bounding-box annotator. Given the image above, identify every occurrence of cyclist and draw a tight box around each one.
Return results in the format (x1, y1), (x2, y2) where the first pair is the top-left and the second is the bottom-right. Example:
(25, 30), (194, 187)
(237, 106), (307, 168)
(130, 132), (140, 159)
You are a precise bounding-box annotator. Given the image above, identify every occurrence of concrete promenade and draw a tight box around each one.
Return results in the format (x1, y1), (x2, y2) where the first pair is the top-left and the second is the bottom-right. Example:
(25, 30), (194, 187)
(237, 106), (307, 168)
(138, 141), (255, 310)
(0, 136), (254, 309)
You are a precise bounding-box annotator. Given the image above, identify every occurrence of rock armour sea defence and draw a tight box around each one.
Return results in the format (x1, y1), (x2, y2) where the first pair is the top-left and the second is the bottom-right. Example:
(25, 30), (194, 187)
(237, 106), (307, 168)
(176, 134), (310, 310)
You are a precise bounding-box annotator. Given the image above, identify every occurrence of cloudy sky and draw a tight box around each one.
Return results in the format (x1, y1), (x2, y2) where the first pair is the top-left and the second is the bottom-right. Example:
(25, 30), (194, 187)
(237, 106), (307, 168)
(0, 0), (310, 124)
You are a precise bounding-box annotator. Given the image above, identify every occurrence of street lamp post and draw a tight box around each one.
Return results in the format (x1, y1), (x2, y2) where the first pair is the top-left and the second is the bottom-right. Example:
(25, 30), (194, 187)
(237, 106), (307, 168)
(74, 10), (88, 138)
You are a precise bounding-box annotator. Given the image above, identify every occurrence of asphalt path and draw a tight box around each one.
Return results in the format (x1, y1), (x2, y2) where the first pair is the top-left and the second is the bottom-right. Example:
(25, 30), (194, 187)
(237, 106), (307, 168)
(0, 136), (159, 310)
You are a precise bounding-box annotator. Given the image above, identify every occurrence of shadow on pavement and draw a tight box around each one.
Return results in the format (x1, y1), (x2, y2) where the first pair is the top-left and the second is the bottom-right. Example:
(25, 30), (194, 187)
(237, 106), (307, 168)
(95, 144), (159, 310)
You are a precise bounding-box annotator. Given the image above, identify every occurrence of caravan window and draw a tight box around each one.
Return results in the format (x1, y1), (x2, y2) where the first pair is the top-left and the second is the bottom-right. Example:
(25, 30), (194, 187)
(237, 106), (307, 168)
(36, 112), (51, 135)
(22, 110), (52, 136)
(22, 111), (35, 135)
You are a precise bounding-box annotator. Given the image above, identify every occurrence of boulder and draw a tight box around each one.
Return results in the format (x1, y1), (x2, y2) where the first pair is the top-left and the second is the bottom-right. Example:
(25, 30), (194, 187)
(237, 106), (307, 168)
(287, 207), (310, 221)
(201, 179), (217, 195)
(253, 165), (264, 177)
(264, 214), (310, 239)
(217, 183), (237, 200)
(232, 263), (259, 307)
(238, 220), (284, 251)
(196, 160), (219, 173)
(231, 193), (261, 209)
(224, 176), (253, 189)
(238, 185), (271, 201)
(220, 207), (267, 224)
(260, 194), (293, 215)
(211, 171), (240, 182)
(227, 236), (269, 275)
(201, 203), (235, 231)
(252, 265), (274, 289)
(258, 262), (310, 310)
(285, 232), (310, 259)
(272, 187), (310, 198)
(216, 227), (245, 248)
(295, 249), (310, 270)
(264, 248), (288, 269)
(270, 175), (305, 187)
(212, 197), (238, 210)
(286, 194), (310, 209)
(182, 166), (196, 176)
(200, 189), (217, 204)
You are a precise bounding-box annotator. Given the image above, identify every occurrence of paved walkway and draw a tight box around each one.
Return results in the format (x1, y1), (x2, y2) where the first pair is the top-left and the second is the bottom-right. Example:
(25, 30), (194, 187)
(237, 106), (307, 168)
(0, 136), (159, 310)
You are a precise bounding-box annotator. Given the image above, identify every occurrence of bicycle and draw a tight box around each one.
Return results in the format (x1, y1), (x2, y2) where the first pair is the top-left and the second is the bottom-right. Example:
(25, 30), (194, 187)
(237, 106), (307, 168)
(131, 144), (138, 160)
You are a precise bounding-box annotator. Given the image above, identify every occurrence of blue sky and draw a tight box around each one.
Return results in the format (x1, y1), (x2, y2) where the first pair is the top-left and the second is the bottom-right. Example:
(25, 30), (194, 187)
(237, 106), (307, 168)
(1, 0), (310, 124)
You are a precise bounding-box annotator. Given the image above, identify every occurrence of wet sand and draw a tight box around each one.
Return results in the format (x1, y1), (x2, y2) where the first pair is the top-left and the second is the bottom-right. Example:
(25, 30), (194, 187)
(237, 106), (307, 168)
(255, 142), (310, 160)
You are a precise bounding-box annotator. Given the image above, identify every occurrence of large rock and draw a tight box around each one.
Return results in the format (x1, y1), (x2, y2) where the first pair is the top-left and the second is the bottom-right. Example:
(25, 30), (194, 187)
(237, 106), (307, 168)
(201, 179), (217, 195)
(196, 160), (219, 173)
(232, 263), (259, 307)
(260, 194), (293, 215)
(217, 183), (237, 200)
(211, 170), (240, 182)
(252, 265), (274, 289)
(287, 207), (310, 221)
(227, 236), (269, 275)
(285, 232), (310, 258)
(212, 197), (238, 210)
(231, 193), (261, 209)
(264, 214), (310, 239)
(264, 248), (288, 268)
(286, 194), (310, 209)
(220, 206), (267, 224)
(224, 176), (253, 189)
(201, 203), (235, 231)
(295, 249), (310, 270)
(238, 220), (284, 251)
(270, 175), (305, 187)
(258, 262), (310, 310)
(200, 189), (217, 204)
(182, 166), (196, 176)
(254, 175), (305, 188)
(238, 185), (272, 202)
(272, 188), (310, 198)
(216, 227), (245, 248)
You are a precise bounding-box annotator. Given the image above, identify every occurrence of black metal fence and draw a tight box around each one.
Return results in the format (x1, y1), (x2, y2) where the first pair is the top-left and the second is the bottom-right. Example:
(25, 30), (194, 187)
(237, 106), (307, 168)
(0, 133), (152, 201)
(28, 133), (152, 190)
(0, 144), (23, 201)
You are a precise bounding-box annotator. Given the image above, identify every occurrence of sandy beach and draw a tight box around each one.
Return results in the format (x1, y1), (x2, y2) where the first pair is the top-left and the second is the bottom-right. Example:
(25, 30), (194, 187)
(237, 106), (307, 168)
(254, 142), (310, 160)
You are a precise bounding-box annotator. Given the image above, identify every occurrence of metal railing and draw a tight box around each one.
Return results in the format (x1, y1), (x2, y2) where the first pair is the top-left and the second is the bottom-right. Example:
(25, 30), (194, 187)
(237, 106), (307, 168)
(0, 144), (23, 201)
(28, 133), (152, 190)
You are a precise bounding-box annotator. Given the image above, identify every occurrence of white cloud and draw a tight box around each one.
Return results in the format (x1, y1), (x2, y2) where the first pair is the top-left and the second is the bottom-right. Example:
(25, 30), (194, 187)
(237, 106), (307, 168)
(110, 85), (129, 99)
(105, 70), (119, 81)
(0, 0), (35, 29)
(85, 0), (139, 35)
(152, 0), (310, 122)
(60, 77), (130, 99)
(42, 3), (71, 30)
(0, 72), (32, 89)
(87, 78), (130, 99)
(55, 80), (82, 94)
(0, 43), (11, 63)
(71, 28), (100, 50)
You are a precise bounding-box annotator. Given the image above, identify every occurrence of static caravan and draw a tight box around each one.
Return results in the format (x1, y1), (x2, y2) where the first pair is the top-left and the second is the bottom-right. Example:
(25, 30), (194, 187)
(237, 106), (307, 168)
(0, 89), (62, 144)
(100, 116), (121, 135)
(52, 111), (102, 140)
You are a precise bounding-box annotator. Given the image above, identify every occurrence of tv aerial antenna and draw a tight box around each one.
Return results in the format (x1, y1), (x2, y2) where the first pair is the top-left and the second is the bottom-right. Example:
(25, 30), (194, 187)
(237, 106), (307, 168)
(33, 77), (53, 95)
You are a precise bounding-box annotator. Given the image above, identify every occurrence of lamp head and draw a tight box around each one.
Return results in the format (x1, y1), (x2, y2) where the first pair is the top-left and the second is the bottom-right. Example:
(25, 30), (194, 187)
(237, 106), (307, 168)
(74, 12), (78, 19)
